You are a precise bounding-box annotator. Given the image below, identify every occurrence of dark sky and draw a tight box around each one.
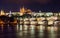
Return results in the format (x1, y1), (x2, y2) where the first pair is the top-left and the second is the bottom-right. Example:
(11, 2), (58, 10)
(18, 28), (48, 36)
(0, 0), (60, 12)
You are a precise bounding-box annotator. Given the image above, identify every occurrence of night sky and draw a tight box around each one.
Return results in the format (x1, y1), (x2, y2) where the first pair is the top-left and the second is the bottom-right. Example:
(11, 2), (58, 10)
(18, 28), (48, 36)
(0, 0), (60, 12)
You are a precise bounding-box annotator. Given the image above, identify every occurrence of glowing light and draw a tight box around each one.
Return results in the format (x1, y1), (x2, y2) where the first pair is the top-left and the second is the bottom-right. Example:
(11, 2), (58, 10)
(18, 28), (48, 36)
(48, 21), (54, 25)
(17, 25), (19, 32)
(30, 21), (37, 24)
(54, 27), (58, 31)
(24, 25), (28, 30)
(47, 26), (51, 31)
(47, 26), (55, 32)
(45, 13), (53, 16)
(20, 6), (26, 14)
(30, 18), (36, 21)
(39, 25), (45, 32)
(20, 6), (32, 15)
(47, 17), (51, 20)
(0, 10), (5, 15)
(0, 20), (4, 24)
(41, 17), (45, 20)
(20, 25), (22, 31)
(37, 17), (45, 21)
(39, 13), (44, 16)
(30, 29), (35, 35)
(24, 21), (29, 24)
(54, 21), (58, 26)
(20, 22), (23, 24)
(36, 26), (40, 29)
(24, 18), (29, 21)
(51, 27), (54, 32)
(30, 25), (35, 30)
(53, 16), (57, 20)
(38, 21), (44, 25)
(9, 11), (12, 17)
(20, 18), (23, 21)
(20, 13), (23, 16)
(40, 25), (45, 30)
(30, 25), (35, 35)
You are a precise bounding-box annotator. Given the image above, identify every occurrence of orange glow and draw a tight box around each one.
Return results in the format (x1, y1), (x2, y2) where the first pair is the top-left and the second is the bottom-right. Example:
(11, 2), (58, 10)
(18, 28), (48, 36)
(20, 6), (32, 15)
(20, 6), (26, 14)
(0, 20), (4, 24)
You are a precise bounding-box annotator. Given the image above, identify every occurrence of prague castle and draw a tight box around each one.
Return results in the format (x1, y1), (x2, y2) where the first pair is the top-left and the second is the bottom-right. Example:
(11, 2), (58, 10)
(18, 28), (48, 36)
(0, 7), (60, 26)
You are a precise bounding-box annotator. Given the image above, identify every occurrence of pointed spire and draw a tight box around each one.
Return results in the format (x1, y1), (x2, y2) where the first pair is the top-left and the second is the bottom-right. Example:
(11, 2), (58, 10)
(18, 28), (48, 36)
(20, 6), (25, 12)
(9, 11), (12, 17)
(0, 10), (5, 15)
(9, 11), (12, 14)
(20, 6), (26, 14)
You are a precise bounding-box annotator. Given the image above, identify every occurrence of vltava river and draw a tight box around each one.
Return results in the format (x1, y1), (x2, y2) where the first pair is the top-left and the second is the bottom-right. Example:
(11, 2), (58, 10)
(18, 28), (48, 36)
(0, 24), (60, 38)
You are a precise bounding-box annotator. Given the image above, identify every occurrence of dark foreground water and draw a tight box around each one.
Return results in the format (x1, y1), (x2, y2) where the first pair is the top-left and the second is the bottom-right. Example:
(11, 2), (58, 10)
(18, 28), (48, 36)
(0, 24), (60, 38)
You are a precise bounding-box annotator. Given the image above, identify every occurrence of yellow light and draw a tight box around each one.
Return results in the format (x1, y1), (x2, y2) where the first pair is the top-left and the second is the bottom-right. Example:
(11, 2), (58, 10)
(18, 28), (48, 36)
(47, 26), (51, 31)
(38, 21), (44, 24)
(20, 25), (22, 31)
(39, 25), (45, 32)
(30, 21), (37, 24)
(0, 10), (5, 15)
(30, 25), (35, 30)
(48, 21), (54, 25)
(24, 25), (28, 30)
(37, 17), (45, 21)
(20, 13), (23, 16)
(24, 18), (29, 21)
(30, 18), (36, 21)
(24, 21), (29, 24)
(20, 22), (23, 24)
(20, 6), (26, 13)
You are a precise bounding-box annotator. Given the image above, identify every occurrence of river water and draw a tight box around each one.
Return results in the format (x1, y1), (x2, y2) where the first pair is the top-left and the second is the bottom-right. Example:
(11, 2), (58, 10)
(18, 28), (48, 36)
(0, 24), (60, 38)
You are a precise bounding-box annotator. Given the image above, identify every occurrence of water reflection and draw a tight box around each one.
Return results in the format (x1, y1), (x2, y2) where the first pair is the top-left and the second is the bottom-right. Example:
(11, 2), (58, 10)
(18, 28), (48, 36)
(30, 25), (35, 30)
(0, 24), (60, 38)
(48, 27), (57, 38)
(1, 24), (3, 32)
(20, 25), (22, 31)
(39, 25), (45, 32)
(48, 32), (57, 38)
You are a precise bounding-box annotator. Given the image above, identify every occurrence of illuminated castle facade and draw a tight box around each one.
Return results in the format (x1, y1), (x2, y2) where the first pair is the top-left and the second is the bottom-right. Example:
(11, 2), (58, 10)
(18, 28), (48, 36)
(20, 6), (32, 16)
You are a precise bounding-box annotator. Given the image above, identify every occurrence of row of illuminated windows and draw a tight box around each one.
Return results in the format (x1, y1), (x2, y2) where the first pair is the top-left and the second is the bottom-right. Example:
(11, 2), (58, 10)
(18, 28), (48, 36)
(32, 13), (60, 17)
(5, 12), (60, 17)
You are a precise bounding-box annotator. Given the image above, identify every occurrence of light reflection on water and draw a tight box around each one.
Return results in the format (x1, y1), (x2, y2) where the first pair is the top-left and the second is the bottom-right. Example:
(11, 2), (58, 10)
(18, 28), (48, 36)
(20, 25), (22, 31)
(48, 32), (57, 38)
(0, 24), (60, 38)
